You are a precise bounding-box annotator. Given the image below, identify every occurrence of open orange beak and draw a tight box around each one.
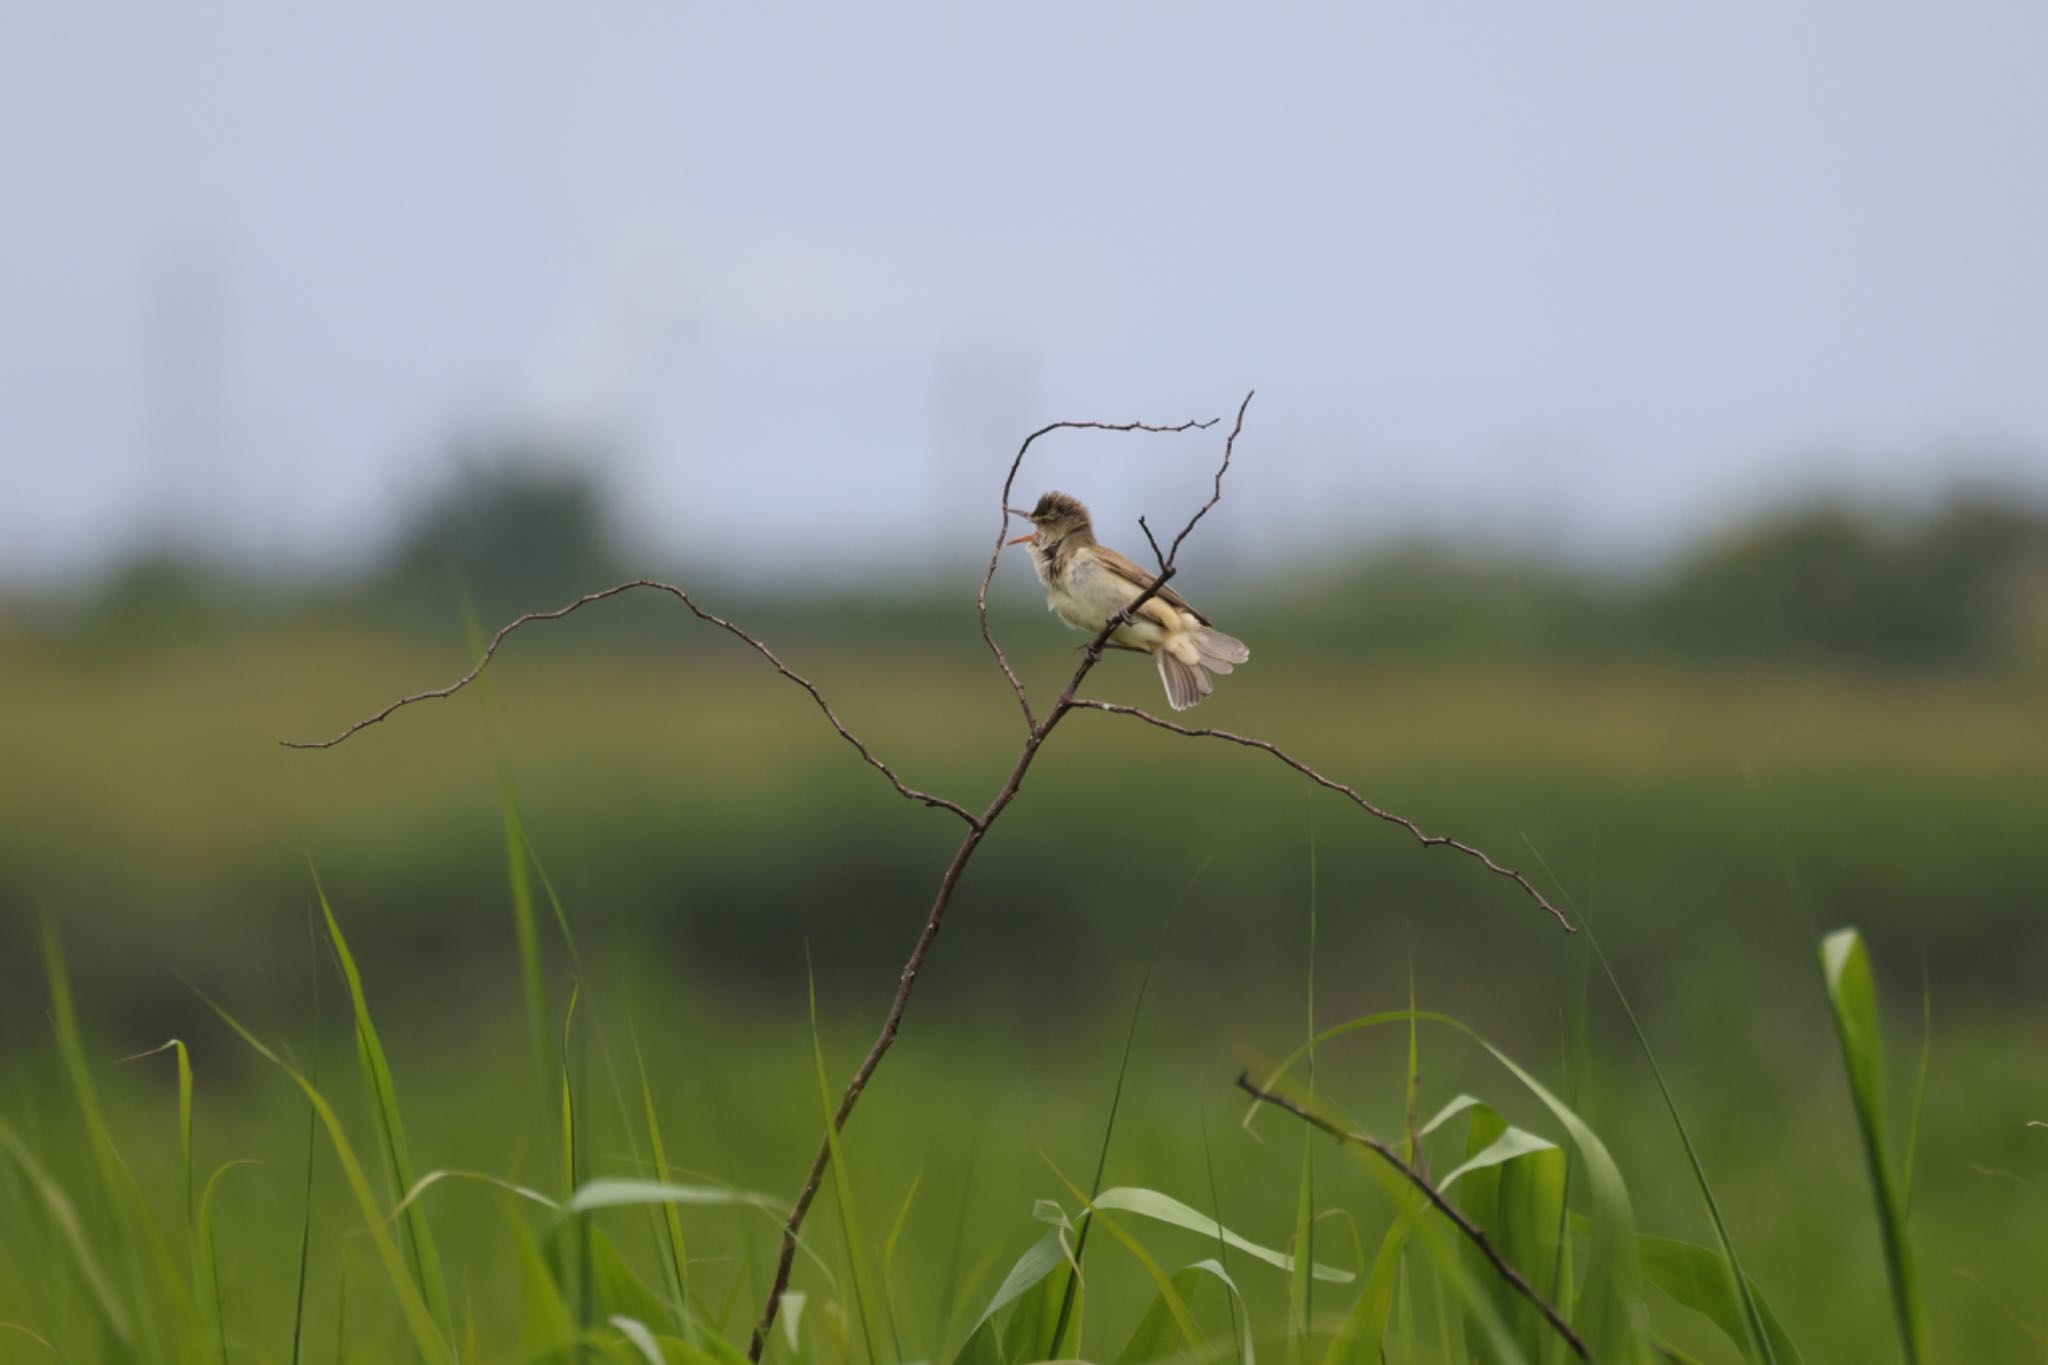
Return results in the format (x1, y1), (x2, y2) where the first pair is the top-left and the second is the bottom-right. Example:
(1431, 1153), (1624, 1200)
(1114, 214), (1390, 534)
(1005, 529), (1037, 547)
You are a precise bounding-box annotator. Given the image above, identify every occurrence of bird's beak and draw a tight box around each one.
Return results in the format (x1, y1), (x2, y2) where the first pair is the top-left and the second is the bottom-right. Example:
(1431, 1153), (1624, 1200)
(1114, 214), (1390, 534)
(1005, 530), (1036, 547)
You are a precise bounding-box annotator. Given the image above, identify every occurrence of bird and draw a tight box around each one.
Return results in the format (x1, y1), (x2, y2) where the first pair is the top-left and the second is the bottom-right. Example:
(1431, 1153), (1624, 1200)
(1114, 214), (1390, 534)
(1005, 490), (1249, 710)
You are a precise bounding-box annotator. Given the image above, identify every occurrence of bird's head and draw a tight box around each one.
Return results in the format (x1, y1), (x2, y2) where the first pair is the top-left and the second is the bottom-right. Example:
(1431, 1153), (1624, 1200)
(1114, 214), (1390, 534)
(1004, 491), (1094, 547)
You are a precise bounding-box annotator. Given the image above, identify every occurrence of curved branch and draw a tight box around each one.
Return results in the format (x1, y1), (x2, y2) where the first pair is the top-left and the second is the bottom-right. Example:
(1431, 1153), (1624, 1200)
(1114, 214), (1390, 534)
(1165, 389), (1253, 567)
(1236, 1073), (1590, 1362)
(282, 578), (979, 828)
(1068, 700), (1572, 931)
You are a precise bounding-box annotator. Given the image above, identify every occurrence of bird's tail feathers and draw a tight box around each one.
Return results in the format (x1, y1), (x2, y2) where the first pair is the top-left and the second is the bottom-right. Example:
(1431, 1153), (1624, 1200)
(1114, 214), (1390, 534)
(1189, 626), (1249, 673)
(1157, 651), (1214, 711)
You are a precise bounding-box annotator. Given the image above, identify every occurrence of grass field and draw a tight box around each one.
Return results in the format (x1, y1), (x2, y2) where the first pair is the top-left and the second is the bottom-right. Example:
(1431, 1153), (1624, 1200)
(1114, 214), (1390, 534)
(2, 608), (2044, 1361)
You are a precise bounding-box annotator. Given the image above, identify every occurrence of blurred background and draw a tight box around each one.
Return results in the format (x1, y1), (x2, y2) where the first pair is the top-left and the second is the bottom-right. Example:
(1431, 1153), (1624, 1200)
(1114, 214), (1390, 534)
(3, 5), (2046, 1360)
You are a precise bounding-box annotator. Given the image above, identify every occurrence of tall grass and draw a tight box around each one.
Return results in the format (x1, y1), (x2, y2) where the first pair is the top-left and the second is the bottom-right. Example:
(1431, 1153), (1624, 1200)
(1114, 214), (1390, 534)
(0, 887), (1977, 1362)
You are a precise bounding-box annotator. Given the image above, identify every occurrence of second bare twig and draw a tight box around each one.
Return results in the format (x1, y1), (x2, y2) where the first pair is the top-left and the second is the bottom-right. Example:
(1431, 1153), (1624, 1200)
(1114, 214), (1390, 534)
(282, 578), (978, 827)
(1235, 1073), (1590, 1362)
(1068, 701), (1573, 931)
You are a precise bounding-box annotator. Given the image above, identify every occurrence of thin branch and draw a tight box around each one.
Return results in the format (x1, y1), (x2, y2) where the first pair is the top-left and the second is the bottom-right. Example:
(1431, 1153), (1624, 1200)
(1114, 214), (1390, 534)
(1138, 515), (1167, 571)
(282, 578), (979, 828)
(1067, 701), (1573, 931)
(1165, 389), (1253, 568)
(1235, 1073), (1590, 1363)
(977, 415), (1220, 732)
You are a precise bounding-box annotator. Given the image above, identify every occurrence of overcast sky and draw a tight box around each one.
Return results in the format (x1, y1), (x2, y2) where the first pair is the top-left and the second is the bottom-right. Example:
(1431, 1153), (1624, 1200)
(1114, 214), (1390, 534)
(5, 4), (2047, 588)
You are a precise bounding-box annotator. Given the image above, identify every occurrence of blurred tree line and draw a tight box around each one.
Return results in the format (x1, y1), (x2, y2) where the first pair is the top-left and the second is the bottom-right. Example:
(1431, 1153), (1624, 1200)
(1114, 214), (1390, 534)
(1274, 496), (2048, 672)
(16, 454), (2048, 673)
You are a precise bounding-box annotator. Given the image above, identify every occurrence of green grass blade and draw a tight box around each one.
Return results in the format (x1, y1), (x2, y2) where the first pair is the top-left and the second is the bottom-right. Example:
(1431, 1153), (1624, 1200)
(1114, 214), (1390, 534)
(629, 1018), (692, 1329)
(1190, 1258), (1256, 1365)
(1403, 953), (1421, 1163)
(1290, 837), (1319, 1365)
(588, 1225), (675, 1326)
(1112, 1265), (1211, 1365)
(192, 1160), (254, 1364)
(565, 1179), (783, 1214)
(1045, 1171), (1203, 1359)
(512, 1204), (577, 1358)
(44, 925), (185, 1356)
(1198, 1110), (1246, 1365)
(1526, 844), (1777, 1365)
(289, 1091), (317, 1365)
(191, 986), (451, 1364)
(559, 985), (591, 1335)
(122, 1039), (194, 1230)
(0, 1115), (131, 1350)
(1637, 1232), (1803, 1365)
(1305, 1121), (1533, 1365)
(882, 1168), (923, 1283)
(1820, 928), (1926, 1364)
(881, 1168), (924, 1360)
(503, 793), (556, 1122)
(610, 1314), (667, 1365)
(807, 954), (887, 1365)
(1493, 1137), (1568, 1364)
(1439, 1124), (1560, 1192)
(126, 1036), (202, 1356)
(1092, 1187), (1352, 1282)
(319, 886), (452, 1339)
(1049, 860), (1213, 1361)
(1323, 1192), (1421, 1365)
(1899, 965), (1933, 1219)
(333, 1273), (348, 1365)
(950, 1229), (1065, 1365)
(1584, 933), (1776, 1365)
(1438, 1107), (1568, 1364)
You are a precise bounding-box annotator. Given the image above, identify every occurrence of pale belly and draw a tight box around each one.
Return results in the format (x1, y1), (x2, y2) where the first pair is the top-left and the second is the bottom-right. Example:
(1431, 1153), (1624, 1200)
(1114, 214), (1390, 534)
(1043, 555), (1172, 648)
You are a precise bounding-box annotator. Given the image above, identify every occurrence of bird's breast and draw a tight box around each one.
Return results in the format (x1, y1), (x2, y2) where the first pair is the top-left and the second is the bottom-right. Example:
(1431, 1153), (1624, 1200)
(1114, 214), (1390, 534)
(1053, 553), (1176, 647)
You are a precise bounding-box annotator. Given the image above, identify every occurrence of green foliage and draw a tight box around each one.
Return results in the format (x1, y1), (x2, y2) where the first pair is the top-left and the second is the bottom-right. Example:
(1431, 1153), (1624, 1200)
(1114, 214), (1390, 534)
(1636, 1233), (1802, 1365)
(4, 909), (2031, 1363)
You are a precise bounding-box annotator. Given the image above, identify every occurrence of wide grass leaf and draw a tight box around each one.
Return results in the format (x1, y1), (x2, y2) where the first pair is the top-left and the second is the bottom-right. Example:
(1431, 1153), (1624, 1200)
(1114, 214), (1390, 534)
(1820, 928), (1926, 1364)
(1638, 1233), (1802, 1365)
(1094, 1188), (1352, 1283)
(952, 1230), (1066, 1365)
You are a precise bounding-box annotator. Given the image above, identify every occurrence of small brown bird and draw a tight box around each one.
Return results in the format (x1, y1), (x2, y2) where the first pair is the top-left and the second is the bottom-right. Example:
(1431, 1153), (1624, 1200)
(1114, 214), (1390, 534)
(1006, 491), (1249, 710)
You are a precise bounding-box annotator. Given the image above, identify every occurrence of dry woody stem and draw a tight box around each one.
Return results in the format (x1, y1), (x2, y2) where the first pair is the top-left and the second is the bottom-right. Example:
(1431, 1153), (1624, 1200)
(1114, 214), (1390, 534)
(1235, 1073), (1591, 1363)
(282, 391), (1573, 1362)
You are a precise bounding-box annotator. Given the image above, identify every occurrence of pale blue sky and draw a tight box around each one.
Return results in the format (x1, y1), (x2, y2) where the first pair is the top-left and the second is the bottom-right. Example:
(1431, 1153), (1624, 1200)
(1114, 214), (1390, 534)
(5, 3), (2046, 587)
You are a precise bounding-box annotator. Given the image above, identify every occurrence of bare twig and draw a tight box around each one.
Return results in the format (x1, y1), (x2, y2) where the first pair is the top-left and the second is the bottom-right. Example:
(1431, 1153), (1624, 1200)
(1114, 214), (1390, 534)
(1235, 1072), (1590, 1363)
(1066, 701), (1573, 930)
(1166, 389), (1253, 567)
(282, 578), (979, 827)
(1138, 515), (1167, 570)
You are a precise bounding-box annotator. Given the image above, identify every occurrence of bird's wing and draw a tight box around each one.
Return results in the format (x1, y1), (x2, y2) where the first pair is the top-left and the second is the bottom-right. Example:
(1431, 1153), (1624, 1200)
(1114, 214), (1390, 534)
(1091, 543), (1210, 625)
